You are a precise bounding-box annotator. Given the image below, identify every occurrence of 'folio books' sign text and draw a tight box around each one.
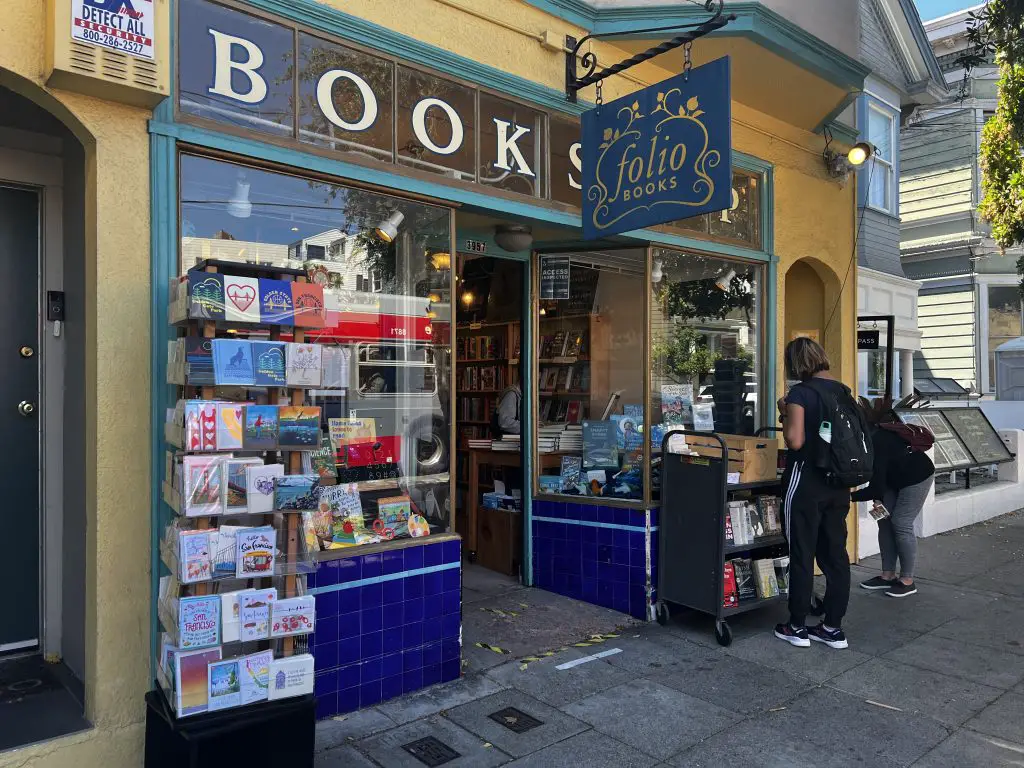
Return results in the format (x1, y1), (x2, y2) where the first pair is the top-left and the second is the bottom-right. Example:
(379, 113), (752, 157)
(581, 58), (732, 239)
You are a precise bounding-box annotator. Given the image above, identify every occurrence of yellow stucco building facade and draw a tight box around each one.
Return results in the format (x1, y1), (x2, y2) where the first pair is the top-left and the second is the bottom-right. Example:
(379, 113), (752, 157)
(0, 0), (863, 765)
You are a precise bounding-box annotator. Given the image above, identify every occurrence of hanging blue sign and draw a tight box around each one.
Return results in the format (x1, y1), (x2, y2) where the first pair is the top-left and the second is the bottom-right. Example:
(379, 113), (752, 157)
(581, 57), (732, 240)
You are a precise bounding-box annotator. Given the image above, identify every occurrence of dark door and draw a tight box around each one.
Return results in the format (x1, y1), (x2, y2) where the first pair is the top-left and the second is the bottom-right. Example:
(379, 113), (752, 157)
(0, 186), (40, 650)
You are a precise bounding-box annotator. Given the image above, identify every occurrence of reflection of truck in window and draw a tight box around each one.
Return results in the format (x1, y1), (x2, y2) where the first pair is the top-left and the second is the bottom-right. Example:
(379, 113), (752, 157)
(305, 287), (452, 518)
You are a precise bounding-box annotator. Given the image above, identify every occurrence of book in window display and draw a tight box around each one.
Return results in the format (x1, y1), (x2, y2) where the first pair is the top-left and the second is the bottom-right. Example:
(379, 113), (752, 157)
(582, 420), (619, 470)
(660, 384), (694, 426)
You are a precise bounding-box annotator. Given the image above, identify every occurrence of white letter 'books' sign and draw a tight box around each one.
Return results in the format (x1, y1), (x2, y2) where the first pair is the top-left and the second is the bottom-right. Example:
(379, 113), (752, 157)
(582, 59), (732, 239)
(72, 0), (155, 59)
(175, 0), (752, 242)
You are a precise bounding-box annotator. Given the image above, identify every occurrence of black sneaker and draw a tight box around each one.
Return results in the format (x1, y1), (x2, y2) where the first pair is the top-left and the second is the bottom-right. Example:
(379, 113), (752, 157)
(809, 595), (825, 617)
(774, 623), (810, 647)
(860, 576), (896, 591)
(885, 581), (918, 598)
(808, 623), (849, 649)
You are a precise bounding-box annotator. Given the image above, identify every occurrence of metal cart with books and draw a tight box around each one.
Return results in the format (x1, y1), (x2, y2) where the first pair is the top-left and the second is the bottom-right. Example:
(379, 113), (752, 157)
(655, 429), (787, 646)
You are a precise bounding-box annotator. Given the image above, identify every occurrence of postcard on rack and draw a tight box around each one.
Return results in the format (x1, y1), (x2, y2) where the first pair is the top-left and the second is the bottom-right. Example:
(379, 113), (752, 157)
(246, 463), (285, 514)
(290, 282), (326, 328)
(207, 658), (242, 712)
(239, 588), (277, 641)
(258, 279), (294, 325)
(235, 526), (276, 578)
(184, 337), (216, 386)
(213, 340), (255, 386)
(267, 653), (315, 700)
(160, 634), (177, 680)
(216, 403), (246, 451)
(240, 649), (274, 705)
(278, 406), (322, 450)
(220, 588), (254, 643)
(182, 455), (224, 516)
(243, 405), (279, 451)
(184, 401), (218, 451)
(274, 474), (321, 511)
(270, 595), (315, 638)
(174, 646), (222, 717)
(252, 340), (287, 387)
(225, 458), (263, 514)
(179, 529), (213, 584)
(285, 343), (322, 387)
(178, 595), (221, 649)
(222, 275), (261, 324)
(211, 525), (242, 577)
(188, 272), (225, 321)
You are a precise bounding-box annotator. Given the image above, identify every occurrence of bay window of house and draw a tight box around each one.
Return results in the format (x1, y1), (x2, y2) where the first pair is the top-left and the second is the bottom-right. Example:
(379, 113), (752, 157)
(988, 285), (1022, 391)
(649, 250), (764, 502)
(866, 104), (895, 213)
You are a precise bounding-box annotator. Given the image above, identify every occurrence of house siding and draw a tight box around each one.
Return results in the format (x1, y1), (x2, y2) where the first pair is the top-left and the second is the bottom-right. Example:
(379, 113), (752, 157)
(858, 208), (904, 275)
(915, 288), (976, 388)
(900, 109), (977, 226)
(859, 0), (911, 89)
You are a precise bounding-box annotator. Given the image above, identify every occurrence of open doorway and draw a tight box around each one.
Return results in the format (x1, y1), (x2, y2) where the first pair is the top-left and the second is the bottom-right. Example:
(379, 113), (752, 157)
(454, 253), (526, 580)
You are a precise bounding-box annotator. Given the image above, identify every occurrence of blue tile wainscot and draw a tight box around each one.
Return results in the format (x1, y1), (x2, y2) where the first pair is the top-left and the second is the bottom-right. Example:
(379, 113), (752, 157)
(532, 500), (659, 620)
(308, 534), (462, 720)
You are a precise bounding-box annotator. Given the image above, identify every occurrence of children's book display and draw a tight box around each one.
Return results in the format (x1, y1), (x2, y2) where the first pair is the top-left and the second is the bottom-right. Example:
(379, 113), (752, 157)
(159, 262), (323, 721)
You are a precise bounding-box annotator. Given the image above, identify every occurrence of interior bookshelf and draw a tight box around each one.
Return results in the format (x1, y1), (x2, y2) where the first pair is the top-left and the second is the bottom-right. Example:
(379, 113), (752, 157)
(537, 313), (608, 424)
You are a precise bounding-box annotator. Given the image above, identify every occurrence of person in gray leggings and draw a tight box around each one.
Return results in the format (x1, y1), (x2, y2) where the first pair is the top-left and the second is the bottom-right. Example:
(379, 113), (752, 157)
(852, 400), (935, 598)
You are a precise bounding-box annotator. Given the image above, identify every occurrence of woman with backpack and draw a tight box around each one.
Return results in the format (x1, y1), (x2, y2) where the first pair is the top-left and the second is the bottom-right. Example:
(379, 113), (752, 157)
(775, 337), (868, 650)
(853, 398), (935, 598)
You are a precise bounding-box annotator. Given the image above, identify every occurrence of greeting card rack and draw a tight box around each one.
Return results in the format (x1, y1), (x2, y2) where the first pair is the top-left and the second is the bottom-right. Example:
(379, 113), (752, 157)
(157, 259), (325, 720)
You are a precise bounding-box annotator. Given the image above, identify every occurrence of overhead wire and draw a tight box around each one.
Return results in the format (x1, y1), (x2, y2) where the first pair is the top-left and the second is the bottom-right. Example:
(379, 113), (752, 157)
(822, 159), (876, 336)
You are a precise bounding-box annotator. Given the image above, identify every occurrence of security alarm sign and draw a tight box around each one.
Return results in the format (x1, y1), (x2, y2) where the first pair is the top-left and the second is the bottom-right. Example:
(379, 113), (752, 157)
(72, 0), (155, 60)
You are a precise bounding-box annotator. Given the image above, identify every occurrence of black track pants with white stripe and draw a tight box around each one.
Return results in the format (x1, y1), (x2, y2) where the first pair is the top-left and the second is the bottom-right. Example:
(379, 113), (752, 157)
(782, 460), (851, 627)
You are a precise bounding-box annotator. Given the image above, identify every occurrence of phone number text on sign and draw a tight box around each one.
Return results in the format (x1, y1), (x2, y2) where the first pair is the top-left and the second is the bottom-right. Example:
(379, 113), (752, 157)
(71, 0), (155, 60)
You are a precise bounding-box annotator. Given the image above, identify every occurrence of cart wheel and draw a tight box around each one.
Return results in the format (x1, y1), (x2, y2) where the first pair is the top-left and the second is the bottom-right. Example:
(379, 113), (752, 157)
(715, 621), (733, 647)
(655, 602), (670, 626)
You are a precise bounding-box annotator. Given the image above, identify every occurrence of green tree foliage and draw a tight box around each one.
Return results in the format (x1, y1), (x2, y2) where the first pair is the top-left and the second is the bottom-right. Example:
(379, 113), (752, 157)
(964, 1), (1024, 290)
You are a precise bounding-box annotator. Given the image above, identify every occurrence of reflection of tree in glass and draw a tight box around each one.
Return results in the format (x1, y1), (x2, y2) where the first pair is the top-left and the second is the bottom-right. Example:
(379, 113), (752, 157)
(302, 180), (449, 295)
(653, 325), (720, 384)
(287, 38), (394, 155)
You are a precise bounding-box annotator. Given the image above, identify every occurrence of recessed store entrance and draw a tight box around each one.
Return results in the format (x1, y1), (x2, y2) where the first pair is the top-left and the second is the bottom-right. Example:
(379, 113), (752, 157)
(453, 249), (526, 578)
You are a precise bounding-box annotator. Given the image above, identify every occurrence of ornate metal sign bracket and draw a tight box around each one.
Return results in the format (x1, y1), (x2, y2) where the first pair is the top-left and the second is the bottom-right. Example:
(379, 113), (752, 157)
(565, 0), (734, 102)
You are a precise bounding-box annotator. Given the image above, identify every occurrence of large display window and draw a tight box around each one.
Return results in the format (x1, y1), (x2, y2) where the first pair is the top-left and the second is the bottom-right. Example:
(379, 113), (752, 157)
(178, 154), (455, 544)
(533, 249), (648, 504)
(531, 247), (765, 507)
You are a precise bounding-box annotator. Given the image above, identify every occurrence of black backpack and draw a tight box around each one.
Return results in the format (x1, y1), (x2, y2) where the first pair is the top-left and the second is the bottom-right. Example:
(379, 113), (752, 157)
(803, 379), (874, 487)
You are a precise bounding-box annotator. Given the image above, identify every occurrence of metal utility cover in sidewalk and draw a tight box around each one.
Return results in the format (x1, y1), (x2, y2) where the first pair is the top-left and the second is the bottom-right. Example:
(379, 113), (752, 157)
(488, 707), (544, 734)
(402, 736), (461, 766)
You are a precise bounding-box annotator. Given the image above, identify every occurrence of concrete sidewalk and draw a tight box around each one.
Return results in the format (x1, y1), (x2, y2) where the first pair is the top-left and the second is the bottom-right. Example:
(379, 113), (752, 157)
(315, 511), (1024, 767)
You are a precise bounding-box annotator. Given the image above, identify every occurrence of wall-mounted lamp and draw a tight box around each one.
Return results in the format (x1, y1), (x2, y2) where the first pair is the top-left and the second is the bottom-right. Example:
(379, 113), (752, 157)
(823, 135), (875, 182)
(651, 259), (664, 284)
(227, 173), (252, 219)
(494, 224), (533, 252)
(374, 210), (405, 243)
(461, 291), (475, 306)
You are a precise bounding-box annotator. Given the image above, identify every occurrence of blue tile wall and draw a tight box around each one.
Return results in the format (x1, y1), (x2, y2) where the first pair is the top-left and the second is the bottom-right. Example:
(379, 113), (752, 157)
(309, 539), (463, 720)
(532, 501), (657, 620)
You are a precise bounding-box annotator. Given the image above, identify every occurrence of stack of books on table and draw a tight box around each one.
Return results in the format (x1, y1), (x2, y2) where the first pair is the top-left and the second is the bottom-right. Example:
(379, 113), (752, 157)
(467, 438), (493, 449)
(559, 425), (583, 452)
(538, 424), (565, 454)
(491, 434), (521, 452)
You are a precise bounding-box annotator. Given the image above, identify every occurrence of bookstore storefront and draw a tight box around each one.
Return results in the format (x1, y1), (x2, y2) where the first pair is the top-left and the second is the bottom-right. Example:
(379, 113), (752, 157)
(154, 0), (860, 725)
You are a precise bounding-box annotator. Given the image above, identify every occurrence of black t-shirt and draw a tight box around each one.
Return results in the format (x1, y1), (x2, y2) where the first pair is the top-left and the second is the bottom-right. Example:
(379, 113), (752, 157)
(784, 378), (848, 460)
